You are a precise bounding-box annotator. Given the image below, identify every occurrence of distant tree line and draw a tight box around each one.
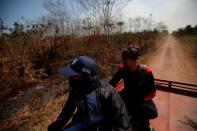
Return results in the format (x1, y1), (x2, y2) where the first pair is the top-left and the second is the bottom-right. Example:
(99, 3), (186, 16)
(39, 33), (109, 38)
(0, 0), (168, 40)
(172, 25), (197, 36)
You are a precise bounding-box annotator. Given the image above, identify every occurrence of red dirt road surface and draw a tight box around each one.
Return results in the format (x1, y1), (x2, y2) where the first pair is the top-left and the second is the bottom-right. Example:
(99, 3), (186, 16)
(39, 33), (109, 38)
(147, 35), (197, 131)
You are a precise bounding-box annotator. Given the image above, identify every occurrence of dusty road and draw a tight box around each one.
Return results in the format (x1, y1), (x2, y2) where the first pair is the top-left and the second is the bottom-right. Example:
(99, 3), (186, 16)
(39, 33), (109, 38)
(147, 35), (197, 83)
(147, 35), (197, 131)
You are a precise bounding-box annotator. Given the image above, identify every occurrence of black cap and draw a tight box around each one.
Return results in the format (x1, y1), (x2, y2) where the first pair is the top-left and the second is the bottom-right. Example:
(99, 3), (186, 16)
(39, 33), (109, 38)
(59, 56), (97, 77)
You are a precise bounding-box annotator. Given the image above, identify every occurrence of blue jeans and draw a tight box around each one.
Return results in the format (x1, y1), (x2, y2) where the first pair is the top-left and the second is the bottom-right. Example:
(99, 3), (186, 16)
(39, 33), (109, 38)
(64, 116), (103, 131)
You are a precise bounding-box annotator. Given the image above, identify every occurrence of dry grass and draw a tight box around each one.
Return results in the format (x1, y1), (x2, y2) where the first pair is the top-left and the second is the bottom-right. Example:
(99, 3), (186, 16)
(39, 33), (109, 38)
(0, 95), (68, 131)
(177, 35), (197, 60)
(0, 31), (162, 130)
(178, 113), (197, 130)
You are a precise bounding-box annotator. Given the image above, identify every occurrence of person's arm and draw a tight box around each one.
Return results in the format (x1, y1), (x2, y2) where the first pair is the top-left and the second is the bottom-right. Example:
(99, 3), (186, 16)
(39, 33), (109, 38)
(144, 72), (156, 101)
(109, 68), (123, 87)
(140, 71), (158, 119)
(48, 92), (76, 131)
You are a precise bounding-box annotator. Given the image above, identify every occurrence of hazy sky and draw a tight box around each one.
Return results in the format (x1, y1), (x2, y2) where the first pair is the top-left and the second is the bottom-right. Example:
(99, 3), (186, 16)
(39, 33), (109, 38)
(123, 0), (197, 32)
(0, 0), (197, 32)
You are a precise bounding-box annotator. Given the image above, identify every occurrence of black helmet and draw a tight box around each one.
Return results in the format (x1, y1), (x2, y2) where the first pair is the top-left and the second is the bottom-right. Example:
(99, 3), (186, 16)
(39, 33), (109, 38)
(122, 44), (141, 60)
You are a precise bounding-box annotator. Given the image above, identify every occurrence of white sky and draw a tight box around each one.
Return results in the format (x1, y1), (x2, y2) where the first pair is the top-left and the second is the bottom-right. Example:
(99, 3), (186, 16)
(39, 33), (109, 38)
(123, 0), (197, 32)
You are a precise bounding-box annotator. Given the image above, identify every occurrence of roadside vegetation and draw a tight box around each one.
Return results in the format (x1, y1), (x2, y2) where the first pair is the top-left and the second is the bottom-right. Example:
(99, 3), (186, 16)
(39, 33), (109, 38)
(0, 0), (168, 130)
(172, 25), (197, 60)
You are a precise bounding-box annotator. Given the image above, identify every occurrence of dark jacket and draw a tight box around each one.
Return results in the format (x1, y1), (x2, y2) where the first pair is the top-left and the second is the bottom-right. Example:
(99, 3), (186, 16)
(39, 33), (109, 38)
(109, 64), (156, 115)
(48, 79), (130, 131)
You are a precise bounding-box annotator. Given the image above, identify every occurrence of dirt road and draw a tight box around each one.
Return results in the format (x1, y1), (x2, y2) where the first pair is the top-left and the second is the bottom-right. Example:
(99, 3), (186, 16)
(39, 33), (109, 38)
(147, 35), (197, 83)
(147, 35), (197, 131)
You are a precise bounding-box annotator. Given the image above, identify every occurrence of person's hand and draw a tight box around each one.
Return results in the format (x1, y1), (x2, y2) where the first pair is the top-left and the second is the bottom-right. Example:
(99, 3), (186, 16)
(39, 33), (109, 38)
(48, 121), (62, 131)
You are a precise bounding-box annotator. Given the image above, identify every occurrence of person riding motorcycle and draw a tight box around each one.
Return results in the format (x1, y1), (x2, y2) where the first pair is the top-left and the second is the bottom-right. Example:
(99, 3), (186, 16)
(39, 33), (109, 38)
(48, 56), (131, 131)
(110, 44), (158, 131)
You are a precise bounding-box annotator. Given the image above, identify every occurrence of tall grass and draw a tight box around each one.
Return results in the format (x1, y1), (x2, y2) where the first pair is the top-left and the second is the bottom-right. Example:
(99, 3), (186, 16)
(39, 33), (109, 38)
(178, 35), (197, 60)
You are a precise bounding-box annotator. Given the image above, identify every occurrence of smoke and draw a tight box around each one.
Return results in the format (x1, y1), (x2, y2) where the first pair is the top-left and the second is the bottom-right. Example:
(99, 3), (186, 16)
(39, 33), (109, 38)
(165, 0), (197, 31)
